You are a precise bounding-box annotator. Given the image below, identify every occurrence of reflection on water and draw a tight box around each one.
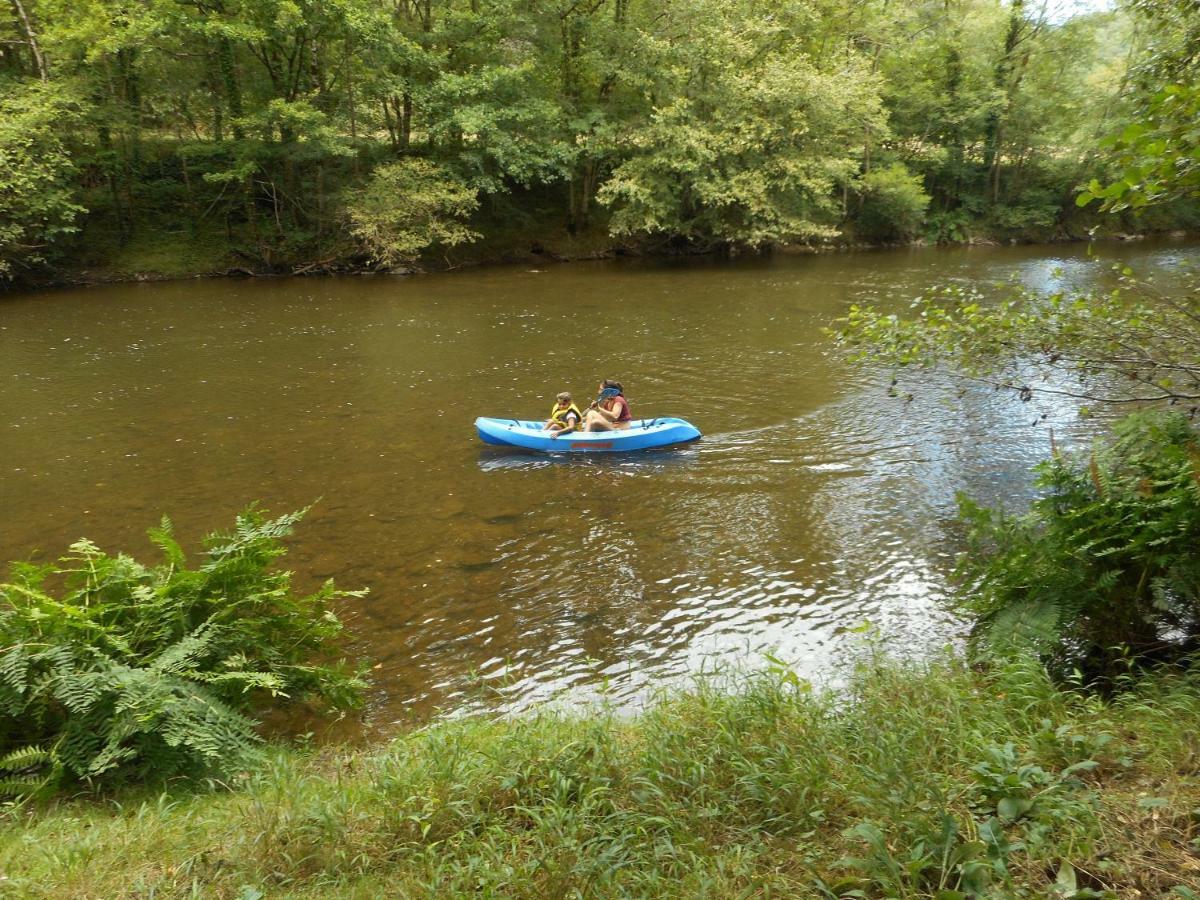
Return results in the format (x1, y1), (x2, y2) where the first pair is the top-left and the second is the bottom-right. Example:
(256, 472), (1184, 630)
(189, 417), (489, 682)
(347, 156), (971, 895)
(2, 238), (1196, 730)
(476, 446), (702, 473)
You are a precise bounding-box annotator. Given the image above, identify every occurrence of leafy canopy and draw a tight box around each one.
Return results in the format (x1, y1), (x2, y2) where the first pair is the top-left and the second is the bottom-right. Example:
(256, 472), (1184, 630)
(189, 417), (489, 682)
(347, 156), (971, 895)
(597, 3), (885, 248)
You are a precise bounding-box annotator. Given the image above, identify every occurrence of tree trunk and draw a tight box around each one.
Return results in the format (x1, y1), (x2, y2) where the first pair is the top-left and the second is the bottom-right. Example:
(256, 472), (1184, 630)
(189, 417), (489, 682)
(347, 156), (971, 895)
(8, 0), (47, 81)
(401, 93), (412, 149)
(983, 0), (1024, 191)
(382, 99), (398, 150)
(217, 37), (244, 140)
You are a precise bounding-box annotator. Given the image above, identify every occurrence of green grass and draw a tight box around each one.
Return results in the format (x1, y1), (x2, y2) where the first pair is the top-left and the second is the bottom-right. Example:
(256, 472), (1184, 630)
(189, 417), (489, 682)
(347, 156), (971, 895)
(4, 652), (1200, 898)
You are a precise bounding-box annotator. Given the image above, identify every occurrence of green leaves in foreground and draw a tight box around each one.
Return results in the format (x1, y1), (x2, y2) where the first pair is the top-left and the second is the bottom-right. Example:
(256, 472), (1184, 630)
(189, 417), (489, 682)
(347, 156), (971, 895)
(0, 507), (367, 795)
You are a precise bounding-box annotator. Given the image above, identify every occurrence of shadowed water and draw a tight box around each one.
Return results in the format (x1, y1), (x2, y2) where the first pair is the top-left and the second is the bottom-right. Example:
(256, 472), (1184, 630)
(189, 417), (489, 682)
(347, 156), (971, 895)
(2, 239), (1196, 730)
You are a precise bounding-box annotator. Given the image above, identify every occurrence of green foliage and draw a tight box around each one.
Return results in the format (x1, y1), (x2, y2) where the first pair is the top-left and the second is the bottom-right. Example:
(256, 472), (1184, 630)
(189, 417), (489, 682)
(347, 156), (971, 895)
(0, 80), (86, 279)
(854, 163), (931, 243)
(1079, 0), (1199, 215)
(0, 507), (366, 794)
(924, 208), (976, 245)
(1079, 84), (1200, 213)
(345, 158), (479, 266)
(955, 411), (1200, 676)
(835, 266), (1200, 408)
(597, 5), (884, 249)
(5, 0), (1181, 278)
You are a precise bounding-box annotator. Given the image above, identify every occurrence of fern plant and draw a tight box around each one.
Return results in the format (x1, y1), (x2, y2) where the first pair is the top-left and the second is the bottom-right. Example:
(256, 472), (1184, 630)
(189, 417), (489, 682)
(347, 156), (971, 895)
(0, 507), (367, 795)
(956, 411), (1200, 678)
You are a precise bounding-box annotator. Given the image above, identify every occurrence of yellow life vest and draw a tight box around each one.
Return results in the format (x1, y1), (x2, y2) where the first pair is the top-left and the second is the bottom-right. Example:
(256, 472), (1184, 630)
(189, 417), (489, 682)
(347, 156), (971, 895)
(549, 402), (583, 429)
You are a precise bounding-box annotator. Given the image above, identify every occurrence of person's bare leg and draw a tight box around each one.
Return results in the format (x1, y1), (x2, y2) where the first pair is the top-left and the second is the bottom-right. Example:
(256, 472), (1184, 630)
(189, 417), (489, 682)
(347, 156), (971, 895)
(585, 410), (614, 432)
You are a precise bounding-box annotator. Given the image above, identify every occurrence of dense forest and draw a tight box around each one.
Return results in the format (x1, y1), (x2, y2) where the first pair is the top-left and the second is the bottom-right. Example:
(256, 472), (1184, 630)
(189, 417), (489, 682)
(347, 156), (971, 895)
(0, 0), (1196, 282)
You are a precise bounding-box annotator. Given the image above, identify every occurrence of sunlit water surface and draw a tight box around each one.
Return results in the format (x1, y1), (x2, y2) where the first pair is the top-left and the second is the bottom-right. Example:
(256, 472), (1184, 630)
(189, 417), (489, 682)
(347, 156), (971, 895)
(3, 239), (1196, 731)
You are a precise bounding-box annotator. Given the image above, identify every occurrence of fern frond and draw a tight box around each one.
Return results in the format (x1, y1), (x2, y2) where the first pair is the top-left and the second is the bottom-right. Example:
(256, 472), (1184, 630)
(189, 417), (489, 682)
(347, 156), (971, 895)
(0, 505), (363, 791)
(151, 624), (219, 676)
(147, 516), (185, 569)
(0, 774), (48, 798)
(980, 599), (1063, 654)
(0, 745), (52, 772)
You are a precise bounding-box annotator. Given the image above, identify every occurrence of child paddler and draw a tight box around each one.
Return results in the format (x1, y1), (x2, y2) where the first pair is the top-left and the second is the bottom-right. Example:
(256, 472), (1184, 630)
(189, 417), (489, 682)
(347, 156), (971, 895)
(545, 391), (584, 438)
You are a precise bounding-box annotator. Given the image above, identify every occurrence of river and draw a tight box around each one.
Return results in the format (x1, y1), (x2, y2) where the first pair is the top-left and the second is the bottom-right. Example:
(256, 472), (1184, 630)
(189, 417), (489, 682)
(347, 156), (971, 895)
(2, 239), (1197, 730)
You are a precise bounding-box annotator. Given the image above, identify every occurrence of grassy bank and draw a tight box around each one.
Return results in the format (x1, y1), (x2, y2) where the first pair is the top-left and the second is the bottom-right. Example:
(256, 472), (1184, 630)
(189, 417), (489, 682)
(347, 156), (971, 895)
(3, 653), (1200, 898)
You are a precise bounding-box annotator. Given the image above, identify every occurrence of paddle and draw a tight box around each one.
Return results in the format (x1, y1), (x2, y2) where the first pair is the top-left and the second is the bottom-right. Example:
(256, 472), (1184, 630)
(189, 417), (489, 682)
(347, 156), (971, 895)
(591, 386), (621, 408)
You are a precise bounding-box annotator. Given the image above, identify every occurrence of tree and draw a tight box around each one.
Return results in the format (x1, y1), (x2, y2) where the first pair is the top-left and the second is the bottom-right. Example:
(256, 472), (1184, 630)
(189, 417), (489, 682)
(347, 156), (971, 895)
(0, 0), (1186, 276)
(597, 0), (886, 249)
(838, 0), (1200, 410)
(853, 164), (931, 242)
(1077, 0), (1200, 213)
(1078, 83), (1200, 212)
(0, 81), (84, 279)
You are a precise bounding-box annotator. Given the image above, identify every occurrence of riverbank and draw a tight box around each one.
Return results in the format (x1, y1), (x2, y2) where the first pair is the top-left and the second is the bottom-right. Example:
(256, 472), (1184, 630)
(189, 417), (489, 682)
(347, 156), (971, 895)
(4, 652), (1200, 897)
(11, 211), (1195, 291)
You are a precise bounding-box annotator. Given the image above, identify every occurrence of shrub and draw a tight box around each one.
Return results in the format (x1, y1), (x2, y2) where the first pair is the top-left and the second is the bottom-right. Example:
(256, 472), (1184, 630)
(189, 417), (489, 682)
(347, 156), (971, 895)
(344, 158), (479, 267)
(0, 507), (366, 795)
(956, 411), (1200, 678)
(854, 163), (930, 242)
(986, 188), (1060, 238)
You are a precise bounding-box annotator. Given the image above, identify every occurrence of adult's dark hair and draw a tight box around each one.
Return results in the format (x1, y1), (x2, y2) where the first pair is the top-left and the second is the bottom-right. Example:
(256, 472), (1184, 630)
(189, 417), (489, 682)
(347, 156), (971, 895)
(602, 379), (624, 395)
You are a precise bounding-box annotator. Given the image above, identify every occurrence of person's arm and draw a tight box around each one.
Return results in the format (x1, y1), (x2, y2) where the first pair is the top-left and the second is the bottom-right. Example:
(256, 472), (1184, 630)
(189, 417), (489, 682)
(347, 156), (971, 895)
(551, 412), (581, 437)
(591, 403), (618, 423)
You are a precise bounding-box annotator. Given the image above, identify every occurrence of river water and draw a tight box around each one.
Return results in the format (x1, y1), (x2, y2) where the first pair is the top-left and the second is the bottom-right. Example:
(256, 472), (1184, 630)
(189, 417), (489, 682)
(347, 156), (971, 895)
(2, 239), (1196, 730)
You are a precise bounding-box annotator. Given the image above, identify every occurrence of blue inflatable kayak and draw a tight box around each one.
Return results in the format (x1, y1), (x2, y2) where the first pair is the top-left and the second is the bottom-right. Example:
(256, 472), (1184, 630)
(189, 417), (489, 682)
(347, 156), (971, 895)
(475, 416), (701, 453)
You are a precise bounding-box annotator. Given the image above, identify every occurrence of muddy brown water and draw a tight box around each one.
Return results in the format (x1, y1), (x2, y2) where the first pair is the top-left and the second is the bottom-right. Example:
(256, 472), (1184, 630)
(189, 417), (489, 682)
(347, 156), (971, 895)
(3, 240), (1197, 732)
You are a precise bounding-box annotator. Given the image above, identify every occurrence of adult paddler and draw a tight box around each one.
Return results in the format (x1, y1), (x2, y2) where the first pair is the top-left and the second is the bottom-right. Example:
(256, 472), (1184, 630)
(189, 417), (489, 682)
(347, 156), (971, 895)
(584, 379), (632, 432)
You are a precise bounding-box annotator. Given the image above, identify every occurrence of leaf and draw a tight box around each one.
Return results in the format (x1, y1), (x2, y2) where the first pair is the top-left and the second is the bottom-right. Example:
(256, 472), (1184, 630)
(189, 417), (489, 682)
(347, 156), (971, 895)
(997, 796), (1033, 822)
(1055, 859), (1078, 894)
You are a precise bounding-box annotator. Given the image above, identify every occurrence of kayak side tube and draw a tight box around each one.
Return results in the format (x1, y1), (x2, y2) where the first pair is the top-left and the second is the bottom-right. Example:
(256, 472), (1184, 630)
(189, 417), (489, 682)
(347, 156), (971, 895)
(475, 417), (701, 452)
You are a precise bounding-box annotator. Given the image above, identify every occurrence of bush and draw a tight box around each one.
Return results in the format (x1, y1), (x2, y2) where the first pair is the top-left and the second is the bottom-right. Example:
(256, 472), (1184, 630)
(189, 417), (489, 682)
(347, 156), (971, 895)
(985, 188), (1060, 238)
(0, 507), (366, 796)
(956, 411), (1200, 678)
(853, 163), (930, 242)
(344, 158), (479, 267)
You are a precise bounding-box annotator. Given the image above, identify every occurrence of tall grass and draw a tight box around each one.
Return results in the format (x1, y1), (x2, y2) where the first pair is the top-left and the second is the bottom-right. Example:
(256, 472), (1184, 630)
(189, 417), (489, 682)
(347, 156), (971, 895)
(4, 652), (1200, 898)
